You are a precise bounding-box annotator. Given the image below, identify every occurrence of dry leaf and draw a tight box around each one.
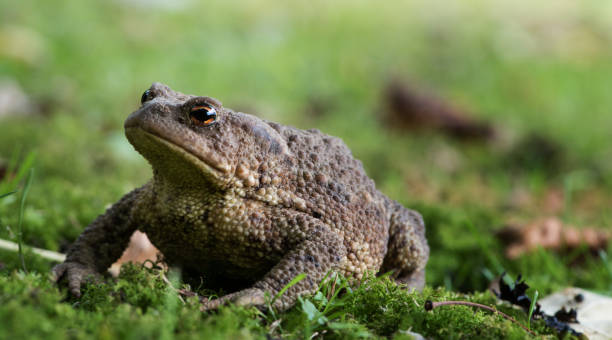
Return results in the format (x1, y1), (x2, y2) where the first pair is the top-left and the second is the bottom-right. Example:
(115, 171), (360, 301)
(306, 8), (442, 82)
(109, 231), (162, 276)
(497, 217), (610, 259)
(383, 80), (495, 140)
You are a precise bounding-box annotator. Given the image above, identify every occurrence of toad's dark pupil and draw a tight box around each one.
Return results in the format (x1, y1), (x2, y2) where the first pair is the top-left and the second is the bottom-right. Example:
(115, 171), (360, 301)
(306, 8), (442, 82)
(190, 105), (217, 125)
(141, 90), (152, 104)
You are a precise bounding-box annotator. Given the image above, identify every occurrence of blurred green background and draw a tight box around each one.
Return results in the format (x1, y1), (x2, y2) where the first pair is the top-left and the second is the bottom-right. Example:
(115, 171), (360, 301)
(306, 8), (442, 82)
(1, 0), (612, 336)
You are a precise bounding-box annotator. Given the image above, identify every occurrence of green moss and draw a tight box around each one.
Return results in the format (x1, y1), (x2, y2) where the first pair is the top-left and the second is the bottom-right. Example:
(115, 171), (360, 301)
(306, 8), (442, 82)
(0, 266), (268, 340)
(344, 278), (545, 339)
(0, 263), (584, 339)
(267, 272), (568, 339)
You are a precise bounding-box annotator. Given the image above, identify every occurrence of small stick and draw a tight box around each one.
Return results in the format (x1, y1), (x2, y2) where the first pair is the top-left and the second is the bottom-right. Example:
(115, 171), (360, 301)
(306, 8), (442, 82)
(425, 300), (536, 336)
(0, 238), (66, 263)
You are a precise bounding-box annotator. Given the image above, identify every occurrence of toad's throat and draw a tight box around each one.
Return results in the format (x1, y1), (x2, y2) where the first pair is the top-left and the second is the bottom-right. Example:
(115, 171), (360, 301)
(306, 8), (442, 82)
(125, 127), (230, 176)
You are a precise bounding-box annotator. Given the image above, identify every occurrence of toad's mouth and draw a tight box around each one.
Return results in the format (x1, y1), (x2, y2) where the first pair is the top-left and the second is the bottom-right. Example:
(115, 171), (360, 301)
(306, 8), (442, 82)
(125, 126), (231, 178)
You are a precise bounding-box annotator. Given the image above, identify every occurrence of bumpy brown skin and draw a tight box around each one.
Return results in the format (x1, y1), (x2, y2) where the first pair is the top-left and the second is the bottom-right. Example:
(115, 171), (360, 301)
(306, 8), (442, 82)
(53, 83), (429, 310)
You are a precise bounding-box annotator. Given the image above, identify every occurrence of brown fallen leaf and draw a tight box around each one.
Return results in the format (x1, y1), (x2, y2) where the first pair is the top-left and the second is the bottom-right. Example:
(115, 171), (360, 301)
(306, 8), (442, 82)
(497, 217), (610, 259)
(383, 80), (495, 140)
(109, 230), (162, 276)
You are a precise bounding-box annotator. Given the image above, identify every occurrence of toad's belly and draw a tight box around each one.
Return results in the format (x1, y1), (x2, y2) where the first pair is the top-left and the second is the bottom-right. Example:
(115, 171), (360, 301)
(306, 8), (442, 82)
(140, 219), (284, 281)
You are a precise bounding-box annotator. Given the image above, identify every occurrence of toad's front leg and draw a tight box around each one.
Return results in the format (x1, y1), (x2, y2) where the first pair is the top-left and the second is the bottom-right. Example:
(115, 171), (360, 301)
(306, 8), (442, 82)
(201, 210), (346, 312)
(52, 187), (144, 297)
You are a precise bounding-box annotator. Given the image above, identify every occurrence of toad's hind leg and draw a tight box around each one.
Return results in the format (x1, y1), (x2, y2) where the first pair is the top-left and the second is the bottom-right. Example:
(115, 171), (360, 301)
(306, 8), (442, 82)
(379, 202), (429, 289)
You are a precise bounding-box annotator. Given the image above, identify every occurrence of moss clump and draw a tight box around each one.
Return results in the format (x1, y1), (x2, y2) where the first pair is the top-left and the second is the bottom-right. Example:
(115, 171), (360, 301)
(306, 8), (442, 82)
(0, 265), (268, 340)
(342, 277), (544, 339)
(77, 262), (170, 313)
(275, 274), (564, 339)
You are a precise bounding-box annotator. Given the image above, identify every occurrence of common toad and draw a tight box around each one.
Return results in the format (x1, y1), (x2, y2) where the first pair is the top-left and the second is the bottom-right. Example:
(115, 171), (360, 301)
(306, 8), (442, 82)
(53, 83), (429, 310)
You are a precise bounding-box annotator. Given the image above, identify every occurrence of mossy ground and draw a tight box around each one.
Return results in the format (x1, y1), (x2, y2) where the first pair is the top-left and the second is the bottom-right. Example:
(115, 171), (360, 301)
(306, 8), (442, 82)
(0, 264), (561, 339)
(1, 0), (611, 338)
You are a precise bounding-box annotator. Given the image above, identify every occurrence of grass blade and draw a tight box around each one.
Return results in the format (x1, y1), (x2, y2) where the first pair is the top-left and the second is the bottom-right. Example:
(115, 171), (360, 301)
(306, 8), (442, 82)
(0, 150), (36, 193)
(527, 290), (539, 330)
(272, 273), (306, 306)
(17, 168), (34, 273)
(0, 191), (16, 200)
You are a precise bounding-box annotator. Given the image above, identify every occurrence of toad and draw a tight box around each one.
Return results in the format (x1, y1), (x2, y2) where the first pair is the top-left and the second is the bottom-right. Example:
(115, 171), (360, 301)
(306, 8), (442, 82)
(53, 83), (429, 310)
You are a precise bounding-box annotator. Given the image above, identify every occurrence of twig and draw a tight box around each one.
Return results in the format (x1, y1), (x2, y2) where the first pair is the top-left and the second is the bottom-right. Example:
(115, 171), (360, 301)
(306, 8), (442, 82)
(0, 238), (66, 263)
(424, 300), (536, 336)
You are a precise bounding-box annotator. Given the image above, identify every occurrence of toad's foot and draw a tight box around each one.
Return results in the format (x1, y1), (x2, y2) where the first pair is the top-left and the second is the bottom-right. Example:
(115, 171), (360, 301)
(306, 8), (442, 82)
(52, 262), (100, 298)
(200, 288), (267, 311)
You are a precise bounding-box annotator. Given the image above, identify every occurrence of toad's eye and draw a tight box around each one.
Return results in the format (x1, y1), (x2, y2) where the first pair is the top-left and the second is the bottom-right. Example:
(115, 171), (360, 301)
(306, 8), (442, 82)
(141, 89), (154, 104)
(190, 105), (217, 126)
